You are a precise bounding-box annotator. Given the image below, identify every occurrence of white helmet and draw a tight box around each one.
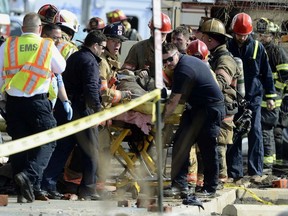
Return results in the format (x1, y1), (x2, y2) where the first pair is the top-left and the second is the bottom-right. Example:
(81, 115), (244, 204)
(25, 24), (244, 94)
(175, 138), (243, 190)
(53, 9), (79, 33)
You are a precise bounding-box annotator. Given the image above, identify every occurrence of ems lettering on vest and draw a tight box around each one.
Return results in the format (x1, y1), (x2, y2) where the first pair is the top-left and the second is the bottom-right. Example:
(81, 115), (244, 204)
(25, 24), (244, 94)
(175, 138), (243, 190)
(20, 44), (38, 52)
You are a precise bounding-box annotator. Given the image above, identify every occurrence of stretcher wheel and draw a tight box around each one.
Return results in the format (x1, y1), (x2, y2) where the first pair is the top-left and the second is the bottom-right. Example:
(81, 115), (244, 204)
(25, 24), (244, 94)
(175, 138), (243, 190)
(131, 186), (139, 199)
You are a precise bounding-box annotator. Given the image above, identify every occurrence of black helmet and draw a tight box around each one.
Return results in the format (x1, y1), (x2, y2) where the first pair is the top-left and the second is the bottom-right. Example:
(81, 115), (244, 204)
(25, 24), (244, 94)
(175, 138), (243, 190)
(103, 22), (127, 41)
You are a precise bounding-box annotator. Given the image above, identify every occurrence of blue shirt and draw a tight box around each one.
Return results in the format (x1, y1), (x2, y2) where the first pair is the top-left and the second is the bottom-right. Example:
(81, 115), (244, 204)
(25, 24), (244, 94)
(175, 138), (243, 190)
(172, 54), (224, 106)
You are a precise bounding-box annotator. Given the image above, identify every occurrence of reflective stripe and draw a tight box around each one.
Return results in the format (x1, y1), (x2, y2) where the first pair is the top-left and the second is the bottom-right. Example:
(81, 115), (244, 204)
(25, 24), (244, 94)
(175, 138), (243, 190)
(8, 37), (17, 68)
(272, 72), (278, 79)
(3, 38), (53, 94)
(264, 156), (274, 164)
(275, 80), (286, 90)
(265, 93), (277, 98)
(276, 63), (288, 71)
(261, 99), (282, 107)
(252, 40), (259, 60)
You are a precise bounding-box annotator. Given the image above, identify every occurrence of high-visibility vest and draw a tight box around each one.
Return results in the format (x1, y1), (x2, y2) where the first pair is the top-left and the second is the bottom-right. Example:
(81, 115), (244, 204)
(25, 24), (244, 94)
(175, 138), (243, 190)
(2, 35), (54, 96)
(57, 40), (78, 60)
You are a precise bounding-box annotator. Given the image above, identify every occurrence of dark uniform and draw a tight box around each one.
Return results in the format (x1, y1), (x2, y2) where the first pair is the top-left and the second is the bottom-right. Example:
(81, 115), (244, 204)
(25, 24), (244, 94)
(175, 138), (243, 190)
(42, 46), (102, 199)
(169, 54), (225, 194)
(227, 36), (277, 178)
(261, 41), (288, 168)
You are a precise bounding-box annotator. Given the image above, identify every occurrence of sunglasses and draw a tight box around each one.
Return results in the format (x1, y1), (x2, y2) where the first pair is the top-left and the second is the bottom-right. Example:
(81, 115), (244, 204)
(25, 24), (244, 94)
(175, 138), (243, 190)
(163, 52), (177, 64)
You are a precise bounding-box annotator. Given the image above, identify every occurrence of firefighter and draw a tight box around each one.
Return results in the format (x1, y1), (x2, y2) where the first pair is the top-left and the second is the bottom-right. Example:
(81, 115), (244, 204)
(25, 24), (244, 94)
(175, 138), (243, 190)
(37, 4), (59, 25)
(53, 9), (79, 59)
(227, 13), (277, 183)
(83, 17), (106, 33)
(121, 12), (172, 90)
(256, 18), (288, 171)
(96, 22), (132, 192)
(200, 18), (241, 184)
(106, 9), (142, 41)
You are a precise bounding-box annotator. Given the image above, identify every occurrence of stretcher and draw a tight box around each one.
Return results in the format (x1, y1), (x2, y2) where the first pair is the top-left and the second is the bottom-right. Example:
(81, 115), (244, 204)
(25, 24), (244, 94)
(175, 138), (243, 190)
(108, 102), (184, 198)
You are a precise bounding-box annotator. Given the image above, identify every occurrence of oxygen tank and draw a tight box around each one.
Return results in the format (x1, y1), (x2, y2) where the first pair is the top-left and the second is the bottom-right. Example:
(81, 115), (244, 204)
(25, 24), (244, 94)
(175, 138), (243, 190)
(234, 57), (245, 98)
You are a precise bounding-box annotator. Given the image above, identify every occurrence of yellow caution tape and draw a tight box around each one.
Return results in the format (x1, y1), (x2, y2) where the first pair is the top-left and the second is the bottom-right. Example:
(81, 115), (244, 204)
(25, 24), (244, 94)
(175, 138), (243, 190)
(0, 89), (161, 157)
(224, 183), (274, 205)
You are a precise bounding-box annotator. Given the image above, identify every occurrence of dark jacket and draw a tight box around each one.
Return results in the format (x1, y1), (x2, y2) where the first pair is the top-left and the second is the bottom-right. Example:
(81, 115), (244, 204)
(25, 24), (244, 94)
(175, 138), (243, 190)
(63, 46), (102, 115)
(227, 36), (276, 105)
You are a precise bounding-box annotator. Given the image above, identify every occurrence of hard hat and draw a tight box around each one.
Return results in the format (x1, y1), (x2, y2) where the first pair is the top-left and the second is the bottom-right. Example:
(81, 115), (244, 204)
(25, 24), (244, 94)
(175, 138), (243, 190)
(84, 17), (106, 32)
(106, 9), (127, 24)
(37, 4), (58, 24)
(148, 12), (172, 33)
(103, 22), (127, 41)
(231, 13), (253, 35)
(256, 18), (280, 34)
(186, 39), (209, 60)
(200, 18), (232, 38)
(53, 9), (79, 33)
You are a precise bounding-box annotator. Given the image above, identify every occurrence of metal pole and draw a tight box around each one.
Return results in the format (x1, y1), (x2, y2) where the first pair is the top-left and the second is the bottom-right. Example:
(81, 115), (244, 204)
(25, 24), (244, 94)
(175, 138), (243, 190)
(152, 0), (163, 213)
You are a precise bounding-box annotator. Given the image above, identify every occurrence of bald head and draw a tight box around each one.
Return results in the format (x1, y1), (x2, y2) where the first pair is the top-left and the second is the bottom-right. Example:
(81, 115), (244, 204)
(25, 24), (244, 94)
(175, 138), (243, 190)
(22, 12), (42, 34)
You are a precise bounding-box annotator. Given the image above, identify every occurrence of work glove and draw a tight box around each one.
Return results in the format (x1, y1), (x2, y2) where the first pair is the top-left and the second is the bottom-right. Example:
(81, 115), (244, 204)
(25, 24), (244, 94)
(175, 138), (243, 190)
(281, 96), (288, 113)
(135, 69), (149, 78)
(63, 100), (73, 121)
(121, 91), (132, 101)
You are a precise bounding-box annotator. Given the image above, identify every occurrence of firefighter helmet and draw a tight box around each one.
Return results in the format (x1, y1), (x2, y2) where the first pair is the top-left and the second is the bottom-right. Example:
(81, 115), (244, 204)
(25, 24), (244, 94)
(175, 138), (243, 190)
(256, 18), (280, 34)
(53, 9), (79, 33)
(200, 18), (232, 38)
(231, 13), (253, 35)
(103, 22), (127, 41)
(148, 12), (172, 33)
(186, 39), (209, 60)
(106, 9), (127, 24)
(37, 4), (58, 24)
(84, 17), (106, 32)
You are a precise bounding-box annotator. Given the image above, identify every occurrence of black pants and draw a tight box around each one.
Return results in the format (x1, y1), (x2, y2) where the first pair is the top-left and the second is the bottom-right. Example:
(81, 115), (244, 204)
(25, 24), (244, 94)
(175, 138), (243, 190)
(41, 99), (99, 195)
(171, 103), (225, 193)
(6, 94), (57, 192)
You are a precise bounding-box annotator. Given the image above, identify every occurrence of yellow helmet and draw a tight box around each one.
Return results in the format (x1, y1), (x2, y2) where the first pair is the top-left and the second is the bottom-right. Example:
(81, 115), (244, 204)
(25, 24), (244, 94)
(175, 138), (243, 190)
(201, 18), (232, 38)
(256, 18), (280, 34)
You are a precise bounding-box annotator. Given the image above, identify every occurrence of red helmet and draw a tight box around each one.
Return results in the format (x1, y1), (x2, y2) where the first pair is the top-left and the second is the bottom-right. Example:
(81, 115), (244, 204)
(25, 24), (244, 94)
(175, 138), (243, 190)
(148, 12), (172, 33)
(84, 17), (106, 32)
(186, 39), (209, 60)
(231, 13), (253, 35)
(106, 9), (127, 24)
(37, 4), (59, 24)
